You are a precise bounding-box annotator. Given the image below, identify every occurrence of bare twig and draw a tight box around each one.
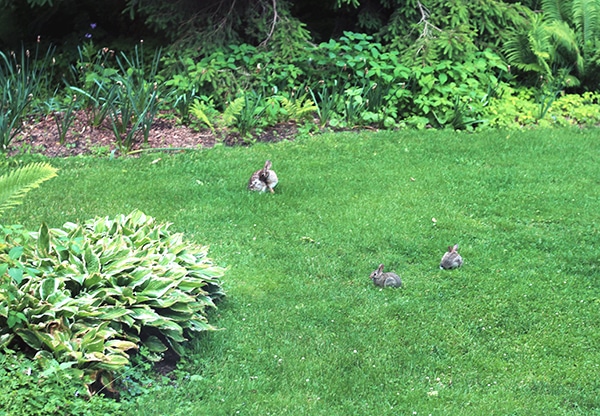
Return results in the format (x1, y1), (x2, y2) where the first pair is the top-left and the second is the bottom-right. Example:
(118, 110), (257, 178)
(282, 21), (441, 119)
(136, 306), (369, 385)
(216, 0), (237, 33)
(260, 0), (279, 47)
(417, 1), (441, 40)
(415, 1), (442, 56)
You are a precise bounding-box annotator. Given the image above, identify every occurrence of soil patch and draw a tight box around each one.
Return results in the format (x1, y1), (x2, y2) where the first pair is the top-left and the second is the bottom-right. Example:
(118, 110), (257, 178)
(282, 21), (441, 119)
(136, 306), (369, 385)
(11, 111), (300, 157)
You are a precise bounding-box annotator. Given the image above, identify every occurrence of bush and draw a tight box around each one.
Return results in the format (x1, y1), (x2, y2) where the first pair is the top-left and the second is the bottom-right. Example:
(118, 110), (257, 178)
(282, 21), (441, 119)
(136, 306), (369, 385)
(0, 210), (225, 393)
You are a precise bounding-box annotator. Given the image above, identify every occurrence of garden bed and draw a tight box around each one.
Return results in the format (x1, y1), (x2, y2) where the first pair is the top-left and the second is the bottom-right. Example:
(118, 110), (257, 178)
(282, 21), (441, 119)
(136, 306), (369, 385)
(11, 111), (301, 157)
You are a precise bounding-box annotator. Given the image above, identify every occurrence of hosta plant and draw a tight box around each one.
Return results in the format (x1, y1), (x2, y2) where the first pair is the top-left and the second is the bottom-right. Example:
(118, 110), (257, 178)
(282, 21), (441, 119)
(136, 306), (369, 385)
(0, 210), (225, 392)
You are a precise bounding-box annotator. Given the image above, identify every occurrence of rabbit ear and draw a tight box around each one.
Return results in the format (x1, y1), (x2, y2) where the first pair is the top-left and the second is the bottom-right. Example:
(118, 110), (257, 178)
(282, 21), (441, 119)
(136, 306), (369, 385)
(378, 264), (384, 272)
(264, 160), (272, 170)
(453, 244), (459, 252)
(447, 246), (453, 252)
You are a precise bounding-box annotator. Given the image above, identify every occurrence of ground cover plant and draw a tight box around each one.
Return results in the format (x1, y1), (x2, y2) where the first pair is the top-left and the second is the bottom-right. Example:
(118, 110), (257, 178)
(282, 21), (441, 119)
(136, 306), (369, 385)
(4, 127), (600, 414)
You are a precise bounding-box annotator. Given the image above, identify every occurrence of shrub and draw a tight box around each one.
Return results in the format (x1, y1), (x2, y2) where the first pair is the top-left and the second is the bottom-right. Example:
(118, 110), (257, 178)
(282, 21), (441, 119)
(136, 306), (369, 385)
(0, 210), (225, 393)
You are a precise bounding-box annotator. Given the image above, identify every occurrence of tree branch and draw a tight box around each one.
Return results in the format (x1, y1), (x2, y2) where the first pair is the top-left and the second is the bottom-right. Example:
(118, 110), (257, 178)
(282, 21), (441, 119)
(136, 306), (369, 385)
(259, 0), (279, 47)
(415, 1), (442, 57)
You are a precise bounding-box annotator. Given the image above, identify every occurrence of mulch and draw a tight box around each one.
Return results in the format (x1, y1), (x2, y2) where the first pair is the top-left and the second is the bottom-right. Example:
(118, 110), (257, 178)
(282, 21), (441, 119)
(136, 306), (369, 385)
(10, 110), (301, 157)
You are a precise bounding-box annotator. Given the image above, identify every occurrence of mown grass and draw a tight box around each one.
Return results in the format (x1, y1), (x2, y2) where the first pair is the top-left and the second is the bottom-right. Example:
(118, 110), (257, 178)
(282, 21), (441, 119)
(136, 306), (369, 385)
(9, 128), (600, 415)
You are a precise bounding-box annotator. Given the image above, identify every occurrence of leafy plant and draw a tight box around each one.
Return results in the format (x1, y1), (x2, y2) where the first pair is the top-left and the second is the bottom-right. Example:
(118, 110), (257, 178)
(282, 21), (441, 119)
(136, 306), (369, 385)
(343, 85), (369, 126)
(275, 91), (318, 123)
(44, 94), (80, 144)
(0, 210), (226, 393)
(402, 49), (509, 129)
(68, 43), (162, 152)
(0, 44), (55, 151)
(189, 97), (215, 132)
(107, 44), (162, 151)
(535, 67), (574, 120)
(107, 79), (159, 151)
(0, 352), (126, 415)
(504, 12), (583, 80)
(549, 90), (600, 126)
(170, 86), (198, 124)
(68, 45), (120, 128)
(309, 81), (344, 127)
(222, 91), (266, 137)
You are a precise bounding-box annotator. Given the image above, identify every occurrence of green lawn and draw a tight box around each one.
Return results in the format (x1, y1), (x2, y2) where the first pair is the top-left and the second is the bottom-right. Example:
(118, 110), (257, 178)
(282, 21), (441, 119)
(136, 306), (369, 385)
(11, 128), (600, 415)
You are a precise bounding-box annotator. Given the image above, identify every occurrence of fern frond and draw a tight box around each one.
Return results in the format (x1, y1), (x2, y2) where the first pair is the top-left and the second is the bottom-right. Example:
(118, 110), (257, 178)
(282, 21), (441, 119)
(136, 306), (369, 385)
(504, 15), (551, 75)
(546, 20), (584, 71)
(222, 96), (245, 127)
(572, 0), (600, 43)
(294, 98), (318, 121)
(190, 99), (214, 132)
(542, 0), (573, 22)
(0, 162), (58, 217)
(504, 12), (584, 76)
(280, 94), (318, 122)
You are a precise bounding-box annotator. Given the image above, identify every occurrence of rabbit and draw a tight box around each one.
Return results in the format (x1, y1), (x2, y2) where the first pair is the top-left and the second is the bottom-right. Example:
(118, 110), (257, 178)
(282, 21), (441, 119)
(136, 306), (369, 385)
(369, 264), (403, 288)
(440, 244), (463, 269)
(248, 160), (278, 193)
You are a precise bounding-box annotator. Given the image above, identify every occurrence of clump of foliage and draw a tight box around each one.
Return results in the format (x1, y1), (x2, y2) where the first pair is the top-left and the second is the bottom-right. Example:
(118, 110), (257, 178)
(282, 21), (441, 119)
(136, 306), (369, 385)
(160, 32), (510, 131)
(504, 0), (600, 90)
(0, 43), (56, 150)
(377, 0), (529, 64)
(484, 88), (600, 128)
(0, 352), (126, 415)
(3, 1), (600, 144)
(68, 42), (162, 152)
(0, 210), (225, 394)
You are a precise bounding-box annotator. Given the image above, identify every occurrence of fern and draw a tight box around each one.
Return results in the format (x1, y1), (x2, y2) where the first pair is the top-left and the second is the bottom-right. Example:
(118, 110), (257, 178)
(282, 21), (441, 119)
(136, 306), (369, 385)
(189, 99), (215, 132)
(504, 12), (584, 76)
(546, 20), (584, 72)
(504, 13), (552, 74)
(0, 162), (58, 218)
(572, 0), (600, 44)
(222, 96), (245, 127)
(542, 0), (573, 22)
(280, 95), (318, 122)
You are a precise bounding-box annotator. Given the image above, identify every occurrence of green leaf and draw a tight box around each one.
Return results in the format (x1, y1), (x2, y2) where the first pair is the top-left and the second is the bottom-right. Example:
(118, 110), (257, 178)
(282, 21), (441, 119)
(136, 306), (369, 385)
(84, 247), (101, 273)
(129, 306), (162, 323)
(8, 246), (23, 260)
(0, 333), (14, 347)
(16, 328), (48, 350)
(95, 306), (131, 320)
(95, 354), (130, 369)
(153, 320), (184, 339)
(142, 335), (168, 353)
(8, 267), (23, 284)
(39, 278), (59, 300)
(139, 277), (177, 298)
(37, 222), (50, 256)
(83, 272), (103, 289)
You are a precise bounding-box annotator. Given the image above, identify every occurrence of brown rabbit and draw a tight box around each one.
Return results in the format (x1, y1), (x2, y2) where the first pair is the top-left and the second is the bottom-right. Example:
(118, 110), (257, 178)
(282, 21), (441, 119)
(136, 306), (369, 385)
(369, 264), (403, 288)
(248, 160), (278, 193)
(440, 244), (463, 269)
